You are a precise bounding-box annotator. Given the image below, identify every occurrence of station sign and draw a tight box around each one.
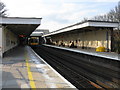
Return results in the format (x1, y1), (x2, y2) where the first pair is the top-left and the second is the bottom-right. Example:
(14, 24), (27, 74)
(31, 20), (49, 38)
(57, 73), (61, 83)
(19, 35), (26, 37)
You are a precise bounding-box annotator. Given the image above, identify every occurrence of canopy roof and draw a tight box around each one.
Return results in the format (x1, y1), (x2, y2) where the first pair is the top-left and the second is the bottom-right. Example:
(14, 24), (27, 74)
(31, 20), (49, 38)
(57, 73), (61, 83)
(0, 17), (42, 36)
(44, 20), (119, 37)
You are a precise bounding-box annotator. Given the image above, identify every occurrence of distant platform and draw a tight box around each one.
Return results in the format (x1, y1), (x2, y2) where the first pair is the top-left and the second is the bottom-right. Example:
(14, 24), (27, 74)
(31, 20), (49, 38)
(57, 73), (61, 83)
(44, 44), (120, 61)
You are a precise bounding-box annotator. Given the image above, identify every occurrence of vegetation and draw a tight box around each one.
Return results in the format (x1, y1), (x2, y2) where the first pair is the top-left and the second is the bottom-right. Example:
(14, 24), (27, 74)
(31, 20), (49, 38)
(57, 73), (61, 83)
(91, 1), (120, 53)
(0, 1), (7, 17)
(91, 1), (120, 22)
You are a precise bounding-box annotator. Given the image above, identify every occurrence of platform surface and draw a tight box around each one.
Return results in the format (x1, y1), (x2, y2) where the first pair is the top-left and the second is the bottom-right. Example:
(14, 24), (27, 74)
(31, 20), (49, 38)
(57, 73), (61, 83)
(2, 46), (76, 89)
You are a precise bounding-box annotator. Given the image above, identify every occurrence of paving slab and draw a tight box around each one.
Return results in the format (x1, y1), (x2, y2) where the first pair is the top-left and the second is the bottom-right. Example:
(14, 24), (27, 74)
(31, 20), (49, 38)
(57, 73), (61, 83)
(2, 46), (76, 89)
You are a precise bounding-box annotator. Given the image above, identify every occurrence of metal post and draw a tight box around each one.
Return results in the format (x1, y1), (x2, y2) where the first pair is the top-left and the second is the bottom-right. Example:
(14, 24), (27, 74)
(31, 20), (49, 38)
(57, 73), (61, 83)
(110, 29), (114, 52)
(118, 22), (120, 30)
(118, 21), (120, 54)
(106, 31), (109, 52)
(0, 25), (3, 90)
(0, 25), (3, 58)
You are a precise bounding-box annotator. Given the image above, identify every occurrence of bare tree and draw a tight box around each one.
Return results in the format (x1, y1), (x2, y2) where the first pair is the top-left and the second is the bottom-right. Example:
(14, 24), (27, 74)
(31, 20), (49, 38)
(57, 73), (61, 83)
(0, 1), (7, 17)
(115, 1), (120, 22)
(115, 1), (120, 53)
(91, 1), (120, 22)
(91, 1), (120, 53)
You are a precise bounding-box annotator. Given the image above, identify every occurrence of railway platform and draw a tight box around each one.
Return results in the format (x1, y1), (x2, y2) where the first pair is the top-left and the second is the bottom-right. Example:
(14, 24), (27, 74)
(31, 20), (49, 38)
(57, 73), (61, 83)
(2, 45), (76, 89)
(44, 44), (120, 61)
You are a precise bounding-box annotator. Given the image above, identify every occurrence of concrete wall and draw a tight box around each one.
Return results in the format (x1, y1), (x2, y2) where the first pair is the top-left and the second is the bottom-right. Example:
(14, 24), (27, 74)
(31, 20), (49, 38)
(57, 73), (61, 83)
(3, 27), (19, 53)
(51, 29), (111, 50)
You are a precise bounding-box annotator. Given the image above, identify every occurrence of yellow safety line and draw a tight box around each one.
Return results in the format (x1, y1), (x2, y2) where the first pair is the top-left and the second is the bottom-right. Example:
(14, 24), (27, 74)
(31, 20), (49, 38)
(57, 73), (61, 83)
(25, 52), (36, 90)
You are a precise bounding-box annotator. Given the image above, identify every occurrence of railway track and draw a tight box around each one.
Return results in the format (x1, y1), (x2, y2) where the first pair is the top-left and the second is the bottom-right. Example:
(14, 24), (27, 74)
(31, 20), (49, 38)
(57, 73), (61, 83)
(32, 45), (120, 89)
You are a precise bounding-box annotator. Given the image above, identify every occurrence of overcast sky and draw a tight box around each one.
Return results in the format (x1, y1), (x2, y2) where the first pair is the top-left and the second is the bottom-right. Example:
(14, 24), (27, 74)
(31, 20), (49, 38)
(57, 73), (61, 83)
(1, 0), (119, 32)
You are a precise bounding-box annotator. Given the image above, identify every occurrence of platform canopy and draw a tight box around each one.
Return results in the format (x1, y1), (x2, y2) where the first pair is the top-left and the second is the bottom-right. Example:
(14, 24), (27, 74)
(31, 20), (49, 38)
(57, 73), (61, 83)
(30, 29), (49, 36)
(44, 20), (119, 37)
(0, 17), (42, 36)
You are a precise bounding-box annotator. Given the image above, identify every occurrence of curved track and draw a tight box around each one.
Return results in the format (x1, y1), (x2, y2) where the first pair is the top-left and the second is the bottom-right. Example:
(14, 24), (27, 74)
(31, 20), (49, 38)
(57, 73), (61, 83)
(32, 45), (120, 89)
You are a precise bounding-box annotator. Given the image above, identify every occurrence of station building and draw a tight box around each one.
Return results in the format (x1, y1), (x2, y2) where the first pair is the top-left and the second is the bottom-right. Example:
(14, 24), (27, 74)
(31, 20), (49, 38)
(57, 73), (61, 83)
(0, 17), (42, 57)
(44, 20), (119, 52)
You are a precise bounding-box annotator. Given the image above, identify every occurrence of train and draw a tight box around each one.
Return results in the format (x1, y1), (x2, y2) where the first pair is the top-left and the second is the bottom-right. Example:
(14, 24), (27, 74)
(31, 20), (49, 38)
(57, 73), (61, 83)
(28, 37), (39, 46)
(28, 36), (52, 46)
